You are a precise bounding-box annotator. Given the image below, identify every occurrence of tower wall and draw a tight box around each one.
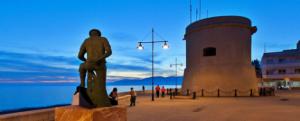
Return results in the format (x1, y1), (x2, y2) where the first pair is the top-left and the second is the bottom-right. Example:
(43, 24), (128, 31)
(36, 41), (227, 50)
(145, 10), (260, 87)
(182, 16), (258, 96)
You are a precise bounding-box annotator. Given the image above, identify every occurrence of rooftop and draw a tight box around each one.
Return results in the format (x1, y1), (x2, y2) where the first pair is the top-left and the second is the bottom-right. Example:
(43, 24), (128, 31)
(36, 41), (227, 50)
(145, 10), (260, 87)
(263, 41), (300, 58)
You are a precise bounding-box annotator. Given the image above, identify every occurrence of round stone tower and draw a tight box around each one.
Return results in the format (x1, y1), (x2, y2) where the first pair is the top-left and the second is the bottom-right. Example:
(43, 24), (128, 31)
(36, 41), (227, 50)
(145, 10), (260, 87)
(182, 16), (258, 96)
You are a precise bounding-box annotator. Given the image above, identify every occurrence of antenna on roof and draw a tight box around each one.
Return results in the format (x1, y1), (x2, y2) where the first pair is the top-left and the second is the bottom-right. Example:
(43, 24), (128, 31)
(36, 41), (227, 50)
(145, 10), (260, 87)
(196, 8), (198, 20)
(206, 9), (209, 18)
(189, 0), (192, 23)
(199, 0), (202, 19)
(264, 43), (267, 53)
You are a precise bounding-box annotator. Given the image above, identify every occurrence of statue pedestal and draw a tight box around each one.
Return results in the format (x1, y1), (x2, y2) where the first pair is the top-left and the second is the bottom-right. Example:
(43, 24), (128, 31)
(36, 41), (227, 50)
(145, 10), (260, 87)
(55, 106), (127, 121)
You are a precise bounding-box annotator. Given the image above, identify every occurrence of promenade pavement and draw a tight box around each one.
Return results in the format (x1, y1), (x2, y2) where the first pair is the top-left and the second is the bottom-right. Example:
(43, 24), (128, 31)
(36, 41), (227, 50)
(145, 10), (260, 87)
(127, 91), (300, 121)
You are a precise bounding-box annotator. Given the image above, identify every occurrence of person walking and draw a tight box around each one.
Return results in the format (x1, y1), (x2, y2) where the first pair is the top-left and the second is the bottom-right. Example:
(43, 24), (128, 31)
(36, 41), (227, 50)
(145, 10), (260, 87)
(142, 85), (145, 93)
(130, 87), (137, 106)
(175, 88), (178, 96)
(155, 85), (160, 98)
(161, 86), (166, 97)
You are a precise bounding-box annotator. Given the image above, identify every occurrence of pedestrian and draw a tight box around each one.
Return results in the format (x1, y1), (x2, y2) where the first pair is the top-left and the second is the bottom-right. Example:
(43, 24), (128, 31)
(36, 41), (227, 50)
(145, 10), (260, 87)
(175, 88), (178, 96)
(155, 85), (160, 98)
(167, 88), (169, 95)
(130, 87), (137, 106)
(142, 85), (145, 93)
(109, 88), (118, 105)
(169, 88), (173, 99)
(161, 86), (166, 97)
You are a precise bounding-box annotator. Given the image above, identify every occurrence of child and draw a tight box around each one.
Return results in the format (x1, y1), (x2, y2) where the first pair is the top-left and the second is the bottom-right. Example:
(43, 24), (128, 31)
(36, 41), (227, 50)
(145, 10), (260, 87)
(130, 87), (137, 106)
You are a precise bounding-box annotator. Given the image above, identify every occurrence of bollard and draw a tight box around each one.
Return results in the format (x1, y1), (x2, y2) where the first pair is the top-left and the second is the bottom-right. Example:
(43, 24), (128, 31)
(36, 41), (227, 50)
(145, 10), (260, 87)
(217, 88), (220, 97)
(167, 88), (169, 95)
(259, 88), (262, 96)
(234, 89), (237, 97)
(175, 88), (178, 96)
(201, 89), (204, 97)
(250, 89), (253, 96)
(192, 92), (196, 99)
(187, 89), (190, 96)
(173, 92), (176, 98)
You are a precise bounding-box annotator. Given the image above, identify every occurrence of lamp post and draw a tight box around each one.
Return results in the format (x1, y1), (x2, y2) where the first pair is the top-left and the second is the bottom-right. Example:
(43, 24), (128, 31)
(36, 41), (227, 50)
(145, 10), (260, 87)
(170, 58), (183, 89)
(137, 28), (169, 101)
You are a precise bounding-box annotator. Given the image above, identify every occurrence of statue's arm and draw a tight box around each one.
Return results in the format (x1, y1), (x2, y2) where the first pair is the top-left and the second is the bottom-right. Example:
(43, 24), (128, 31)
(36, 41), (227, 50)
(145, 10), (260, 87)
(103, 37), (112, 58)
(97, 37), (112, 61)
(78, 40), (87, 61)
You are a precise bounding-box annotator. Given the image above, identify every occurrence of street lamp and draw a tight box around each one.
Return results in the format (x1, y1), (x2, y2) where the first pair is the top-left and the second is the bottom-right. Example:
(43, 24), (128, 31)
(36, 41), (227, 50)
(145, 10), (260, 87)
(170, 58), (183, 90)
(162, 41), (169, 49)
(137, 28), (169, 101)
(137, 42), (144, 50)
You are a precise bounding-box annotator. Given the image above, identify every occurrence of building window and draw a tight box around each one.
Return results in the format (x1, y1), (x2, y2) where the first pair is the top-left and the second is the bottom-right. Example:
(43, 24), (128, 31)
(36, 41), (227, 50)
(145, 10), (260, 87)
(295, 69), (300, 74)
(278, 58), (286, 63)
(203, 47), (216, 56)
(278, 69), (286, 74)
(266, 59), (273, 64)
(266, 70), (274, 75)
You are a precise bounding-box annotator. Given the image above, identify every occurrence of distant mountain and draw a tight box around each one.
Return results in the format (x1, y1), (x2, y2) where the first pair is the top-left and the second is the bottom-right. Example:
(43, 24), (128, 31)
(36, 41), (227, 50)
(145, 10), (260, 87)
(107, 76), (183, 85)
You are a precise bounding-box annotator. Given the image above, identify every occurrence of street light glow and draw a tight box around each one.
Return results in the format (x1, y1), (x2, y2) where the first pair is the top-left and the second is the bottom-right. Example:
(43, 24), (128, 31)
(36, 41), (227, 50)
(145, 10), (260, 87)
(162, 41), (169, 49)
(137, 42), (144, 50)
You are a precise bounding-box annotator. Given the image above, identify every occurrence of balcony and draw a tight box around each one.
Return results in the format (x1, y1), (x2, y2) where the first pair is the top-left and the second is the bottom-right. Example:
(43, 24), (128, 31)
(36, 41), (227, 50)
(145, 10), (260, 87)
(262, 62), (300, 69)
(263, 73), (300, 80)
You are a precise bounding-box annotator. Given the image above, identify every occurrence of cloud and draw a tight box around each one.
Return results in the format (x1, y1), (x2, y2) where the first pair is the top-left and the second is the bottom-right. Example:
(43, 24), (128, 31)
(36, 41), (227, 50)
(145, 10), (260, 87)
(108, 62), (150, 72)
(128, 52), (163, 65)
(0, 50), (165, 83)
(0, 51), (80, 69)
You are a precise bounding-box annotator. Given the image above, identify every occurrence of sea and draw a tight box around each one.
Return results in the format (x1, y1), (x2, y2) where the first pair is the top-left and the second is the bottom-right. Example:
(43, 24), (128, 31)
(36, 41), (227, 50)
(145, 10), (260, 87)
(0, 84), (179, 112)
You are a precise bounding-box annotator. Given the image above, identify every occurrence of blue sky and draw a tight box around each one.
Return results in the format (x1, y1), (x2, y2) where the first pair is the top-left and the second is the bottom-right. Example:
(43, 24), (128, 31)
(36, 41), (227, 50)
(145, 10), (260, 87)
(0, 0), (300, 83)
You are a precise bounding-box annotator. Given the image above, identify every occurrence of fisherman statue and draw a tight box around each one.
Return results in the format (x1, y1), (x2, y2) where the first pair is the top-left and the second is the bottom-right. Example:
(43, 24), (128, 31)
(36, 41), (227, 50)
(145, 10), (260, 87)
(74, 29), (112, 107)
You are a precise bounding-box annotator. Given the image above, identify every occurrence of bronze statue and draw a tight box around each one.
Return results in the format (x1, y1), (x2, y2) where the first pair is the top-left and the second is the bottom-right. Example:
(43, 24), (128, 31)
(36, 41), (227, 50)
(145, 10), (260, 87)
(78, 29), (112, 107)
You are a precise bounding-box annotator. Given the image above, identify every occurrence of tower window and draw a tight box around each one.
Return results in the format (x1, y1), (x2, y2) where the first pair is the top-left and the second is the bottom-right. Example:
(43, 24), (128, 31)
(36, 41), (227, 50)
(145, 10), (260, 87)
(203, 47), (216, 56)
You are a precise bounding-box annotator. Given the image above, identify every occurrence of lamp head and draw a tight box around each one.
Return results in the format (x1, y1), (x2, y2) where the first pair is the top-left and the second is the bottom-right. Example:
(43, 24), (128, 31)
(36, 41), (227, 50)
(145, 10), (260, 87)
(137, 42), (144, 50)
(162, 41), (169, 49)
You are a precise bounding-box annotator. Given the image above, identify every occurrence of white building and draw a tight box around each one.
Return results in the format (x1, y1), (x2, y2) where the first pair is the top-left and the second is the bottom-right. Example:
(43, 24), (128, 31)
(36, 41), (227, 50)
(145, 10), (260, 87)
(261, 41), (300, 89)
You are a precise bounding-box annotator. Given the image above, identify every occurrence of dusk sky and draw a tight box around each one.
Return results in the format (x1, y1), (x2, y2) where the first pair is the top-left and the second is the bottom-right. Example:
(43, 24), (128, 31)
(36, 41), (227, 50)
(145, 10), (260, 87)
(0, 0), (299, 83)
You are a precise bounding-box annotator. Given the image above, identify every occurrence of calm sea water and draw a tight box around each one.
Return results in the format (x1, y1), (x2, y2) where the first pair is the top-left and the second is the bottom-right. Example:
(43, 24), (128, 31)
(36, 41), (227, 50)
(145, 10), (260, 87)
(0, 84), (179, 112)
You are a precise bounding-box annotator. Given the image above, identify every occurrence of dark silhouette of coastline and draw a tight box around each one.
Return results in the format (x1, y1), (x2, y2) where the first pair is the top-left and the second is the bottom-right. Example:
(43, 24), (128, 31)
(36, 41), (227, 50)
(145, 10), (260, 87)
(0, 104), (70, 115)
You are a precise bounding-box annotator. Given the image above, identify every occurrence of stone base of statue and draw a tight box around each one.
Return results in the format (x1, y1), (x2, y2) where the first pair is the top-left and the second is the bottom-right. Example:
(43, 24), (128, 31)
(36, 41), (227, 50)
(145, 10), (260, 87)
(55, 106), (127, 121)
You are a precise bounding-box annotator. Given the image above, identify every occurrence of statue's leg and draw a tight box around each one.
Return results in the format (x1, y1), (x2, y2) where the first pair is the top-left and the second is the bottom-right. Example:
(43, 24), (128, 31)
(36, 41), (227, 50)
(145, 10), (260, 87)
(87, 71), (94, 101)
(79, 63), (87, 87)
(93, 64), (111, 107)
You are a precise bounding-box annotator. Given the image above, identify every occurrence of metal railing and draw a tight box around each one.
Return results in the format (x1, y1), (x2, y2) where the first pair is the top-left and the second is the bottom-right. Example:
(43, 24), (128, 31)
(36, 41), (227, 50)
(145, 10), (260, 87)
(182, 88), (275, 97)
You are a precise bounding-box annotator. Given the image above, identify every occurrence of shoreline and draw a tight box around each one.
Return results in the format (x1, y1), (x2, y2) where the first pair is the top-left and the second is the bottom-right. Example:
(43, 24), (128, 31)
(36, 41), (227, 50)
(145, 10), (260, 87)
(0, 104), (69, 115)
(0, 90), (151, 115)
(0, 85), (178, 114)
